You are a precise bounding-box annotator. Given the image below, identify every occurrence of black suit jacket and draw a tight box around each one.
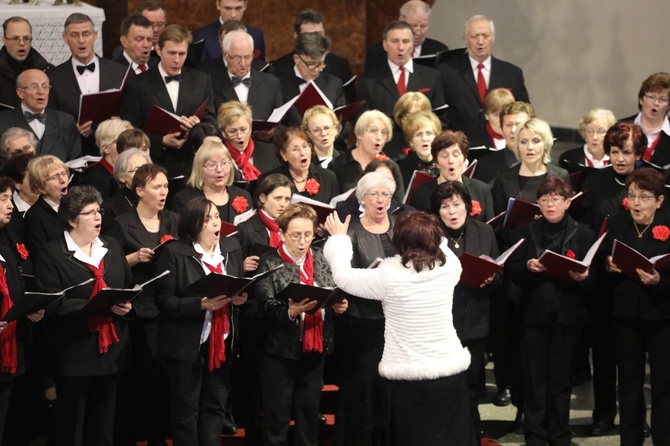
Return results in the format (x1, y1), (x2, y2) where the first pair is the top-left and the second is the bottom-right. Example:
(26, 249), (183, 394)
(471, 147), (519, 185)
(192, 20), (265, 63)
(620, 114), (670, 168)
(257, 162), (339, 205)
(154, 238), (243, 362)
(278, 72), (345, 127)
(23, 196), (66, 258)
(365, 38), (449, 71)
(170, 185), (252, 224)
(196, 59), (282, 120)
(358, 63), (446, 122)
(491, 164), (569, 215)
(0, 107), (81, 167)
(120, 65), (216, 176)
(439, 52), (529, 148)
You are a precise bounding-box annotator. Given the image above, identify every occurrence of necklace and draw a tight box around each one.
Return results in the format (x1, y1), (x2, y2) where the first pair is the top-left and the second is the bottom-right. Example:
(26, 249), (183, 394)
(140, 216), (159, 231)
(292, 175), (307, 184)
(450, 234), (463, 249)
(633, 221), (652, 238)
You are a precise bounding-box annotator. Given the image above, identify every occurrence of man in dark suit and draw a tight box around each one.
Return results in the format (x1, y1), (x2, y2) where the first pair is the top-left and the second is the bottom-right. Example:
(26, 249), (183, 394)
(111, 1), (168, 61)
(1, 17), (54, 107)
(439, 14), (530, 150)
(193, 0), (265, 64)
(277, 32), (345, 127)
(0, 69), (81, 167)
(47, 13), (128, 155)
(358, 21), (446, 128)
(365, 1), (449, 71)
(114, 14), (160, 76)
(120, 24), (216, 177)
(268, 9), (356, 103)
(197, 29), (281, 121)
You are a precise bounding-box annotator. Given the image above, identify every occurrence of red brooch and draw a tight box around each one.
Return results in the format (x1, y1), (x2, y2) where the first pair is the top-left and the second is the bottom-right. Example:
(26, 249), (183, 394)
(652, 225), (670, 242)
(16, 243), (28, 260)
(622, 197), (629, 210)
(231, 196), (249, 213)
(305, 178), (320, 196)
(565, 249), (576, 259)
(470, 200), (482, 217)
(160, 234), (175, 244)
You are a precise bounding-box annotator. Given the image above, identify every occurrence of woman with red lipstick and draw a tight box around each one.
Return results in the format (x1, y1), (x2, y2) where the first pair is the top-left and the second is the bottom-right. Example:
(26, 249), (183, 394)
(34, 185), (133, 446)
(24, 155), (70, 257)
(505, 176), (596, 446)
(258, 127), (339, 205)
(155, 196), (246, 446)
(255, 203), (347, 446)
(601, 168), (670, 446)
(171, 140), (252, 223)
(397, 110), (440, 189)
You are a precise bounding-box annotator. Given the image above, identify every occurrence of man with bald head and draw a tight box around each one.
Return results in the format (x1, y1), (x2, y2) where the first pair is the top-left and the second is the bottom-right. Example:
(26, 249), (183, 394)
(0, 69), (81, 167)
(439, 15), (529, 150)
(1, 17), (54, 107)
(365, 0), (449, 71)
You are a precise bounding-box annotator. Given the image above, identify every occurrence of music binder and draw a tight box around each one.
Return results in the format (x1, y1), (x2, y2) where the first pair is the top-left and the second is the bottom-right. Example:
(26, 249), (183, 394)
(143, 98), (209, 137)
(537, 232), (607, 282)
(83, 270), (170, 316)
(463, 159), (478, 178)
(187, 264), (283, 298)
(402, 170), (435, 205)
(278, 282), (347, 315)
(457, 238), (525, 288)
(77, 65), (131, 125)
(290, 194), (335, 225)
(611, 239), (670, 282)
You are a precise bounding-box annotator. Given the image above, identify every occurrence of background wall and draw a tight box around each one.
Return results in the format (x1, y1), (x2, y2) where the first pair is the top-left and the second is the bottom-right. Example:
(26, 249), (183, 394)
(429, 0), (670, 129)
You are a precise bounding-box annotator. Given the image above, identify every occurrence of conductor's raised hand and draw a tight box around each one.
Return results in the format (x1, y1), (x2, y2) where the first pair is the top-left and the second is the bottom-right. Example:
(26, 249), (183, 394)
(324, 211), (350, 236)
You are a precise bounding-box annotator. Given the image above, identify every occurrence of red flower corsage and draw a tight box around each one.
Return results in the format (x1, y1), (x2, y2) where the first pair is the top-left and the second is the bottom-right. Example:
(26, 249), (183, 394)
(652, 225), (670, 242)
(305, 178), (320, 195)
(565, 249), (576, 259)
(470, 200), (482, 216)
(16, 243), (28, 260)
(231, 196), (249, 213)
(160, 234), (175, 244)
(622, 197), (629, 210)
(375, 153), (389, 161)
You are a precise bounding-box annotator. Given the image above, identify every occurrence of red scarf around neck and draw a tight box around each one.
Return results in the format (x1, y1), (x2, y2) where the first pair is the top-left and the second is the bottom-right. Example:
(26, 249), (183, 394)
(258, 209), (282, 248)
(486, 122), (504, 144)
(200, 255), (229, 371)
(226, 138), (261, 181)
(84, 259), (120, 354)
(0, 264), (17, 373)
(277, 243), (323, 353)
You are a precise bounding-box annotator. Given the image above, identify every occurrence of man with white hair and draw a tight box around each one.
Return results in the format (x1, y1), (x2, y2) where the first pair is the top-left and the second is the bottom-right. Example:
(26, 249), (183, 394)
(365, 0), (449, 71)
(439, 15), (529, 150)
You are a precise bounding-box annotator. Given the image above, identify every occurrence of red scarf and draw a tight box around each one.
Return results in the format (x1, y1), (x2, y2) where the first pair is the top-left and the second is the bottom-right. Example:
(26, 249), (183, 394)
(277, 243), (323, 353)
(643, 132), (663, 162)
(258, 209), (282, 248)
(0, 264), (17, 373)
(226, 138), (261, 181)
(84, 259), (120, 354)
(200, 256), (229, 371)
(486, 122), (504, 144)
(98, 158), (114, 175)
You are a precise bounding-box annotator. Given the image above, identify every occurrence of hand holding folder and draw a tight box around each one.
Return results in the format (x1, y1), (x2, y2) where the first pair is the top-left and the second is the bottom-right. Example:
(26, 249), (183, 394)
(537, 232), (606, 282)
(83, 270), (170, 316)
(610, 239), (670, 283)
(143, 98), (209, 138)
(187, 264), (283, 298)
(458, 238), (525, 288)
(278, 282), (347, 315)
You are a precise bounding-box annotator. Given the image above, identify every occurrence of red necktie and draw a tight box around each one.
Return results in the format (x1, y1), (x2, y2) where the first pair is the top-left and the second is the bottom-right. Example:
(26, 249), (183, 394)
(477, 63), (487, 103)
(397, 66), (407, 96)
(0, 264), (17, 373)
(138, 64), (148, 72)
(84, 259), (120, 354)
(200, 255), (228, 371)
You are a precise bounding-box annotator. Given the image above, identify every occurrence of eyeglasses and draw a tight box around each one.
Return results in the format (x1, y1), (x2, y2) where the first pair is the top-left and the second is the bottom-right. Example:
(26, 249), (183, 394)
(644, 93), (669, 105)
(224, 126), (250, 136)
(288, 143), (311, 154)
(414, 130), (435, 139)
(627, 192), (656, 202)
(366, 127), (389, 137)
(225, 52), (253, 64)
(297, 54), (326, 70)
(585, 129), (607, 137)
(125, 167), (140, 174)
(538, 196), (565, 205)
(285, 232), (314, 242)
(4, 35), (32, 43)
(67, 31), (95, 40)
(45, 170), (68, 182)
(19, 83), (51, 92)
(150, 22), (166, 29)
(79, 208), (104, 218)
(204, 160), (231, 171)
(308, 125), (333, 135)
(365, 191), (392, 200)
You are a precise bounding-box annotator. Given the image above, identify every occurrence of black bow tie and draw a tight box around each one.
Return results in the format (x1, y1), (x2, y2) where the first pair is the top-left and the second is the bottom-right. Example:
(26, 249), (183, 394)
(25, 111), (46, 123)
(296, 76), (307, 85)
(76, 63), (95, 74)
(231, 76), (252, 87)
(164, 74), (182, 83)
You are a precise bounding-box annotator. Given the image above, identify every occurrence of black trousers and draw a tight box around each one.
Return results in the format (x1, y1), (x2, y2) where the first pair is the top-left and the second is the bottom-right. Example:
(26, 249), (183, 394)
(260, 351), (324, 446)
(0, 377), (13, 444)
(522, 316), (577, 446)
(462, 337), (487, 437)
(614, 318), (670, 446)
(386, 373), (477, 446)
(590, 308), (618, 425)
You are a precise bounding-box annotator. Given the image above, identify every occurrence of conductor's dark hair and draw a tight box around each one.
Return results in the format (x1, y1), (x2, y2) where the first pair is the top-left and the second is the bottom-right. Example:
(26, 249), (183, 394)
(393, 211), (446, 272)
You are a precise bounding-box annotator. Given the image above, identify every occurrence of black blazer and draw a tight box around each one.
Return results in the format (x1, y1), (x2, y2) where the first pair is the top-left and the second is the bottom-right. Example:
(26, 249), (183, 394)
(0, 46), (53, 107)
(411, 176), (494, 222)
(34, 235), (133, 376)
(120, 65), (217, 176)
(620, 114), (670, 168)
(197, 60), (282, 121)
(192, 20), (265, 63)
(278, 71), (345, 127)
(439, 52), (529, 148)
(257, 163), (339, 205)
(23, 196), (63, 258)
(491, 164), (570, 215)
(396, 151), (439, 188)
(101, 186), (137, 235)
(580, 167), (625, 231)
(154, 238), (243, 362)
(0, 107), (81, 167)
(365, 37), (449, 71)
(80, 161), (117, 202)
(0, 245), (29, 382)
(170, 185), (252, 224)
(471, 147), (518, 186)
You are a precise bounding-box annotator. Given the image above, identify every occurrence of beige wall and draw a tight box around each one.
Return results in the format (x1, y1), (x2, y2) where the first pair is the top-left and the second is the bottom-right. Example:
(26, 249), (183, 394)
(429, 0), (670, 129)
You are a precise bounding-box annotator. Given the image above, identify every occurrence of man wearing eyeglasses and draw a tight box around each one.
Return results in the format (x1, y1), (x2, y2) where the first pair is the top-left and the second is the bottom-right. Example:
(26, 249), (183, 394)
(0, 69), (81, 169)
(197, 30), (281, 120)
(0, 17), (54, 107)
(47, 13), (128, 156)
(365, 1), (449, 71)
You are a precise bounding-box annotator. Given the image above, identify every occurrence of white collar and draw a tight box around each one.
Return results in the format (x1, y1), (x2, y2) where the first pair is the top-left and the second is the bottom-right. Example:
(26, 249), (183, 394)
(387, 58), (414, 74)
(71, 55), (99, 72)
(43, 197), (59, 212)
(64, 231), (108, 267)
(12, 190), (31, 213)
(468, 55), (491, 71)
(20, 102), (45, 115)
(634, 112), (670, 137)
(158, 63), (181, 83)
(193, 241), (224, 270)
(582, 144), (609, 168)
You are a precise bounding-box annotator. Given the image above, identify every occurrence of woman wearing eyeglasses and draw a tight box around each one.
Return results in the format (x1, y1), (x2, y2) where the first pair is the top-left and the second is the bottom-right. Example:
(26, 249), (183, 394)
(171, 140), (252, 223)
(257, 127), (338, 205)
(34, 185), (133, 446)
(302, 105), (343, 169)
(255, 203), (347, 446)
(559, 109), (617, 173)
